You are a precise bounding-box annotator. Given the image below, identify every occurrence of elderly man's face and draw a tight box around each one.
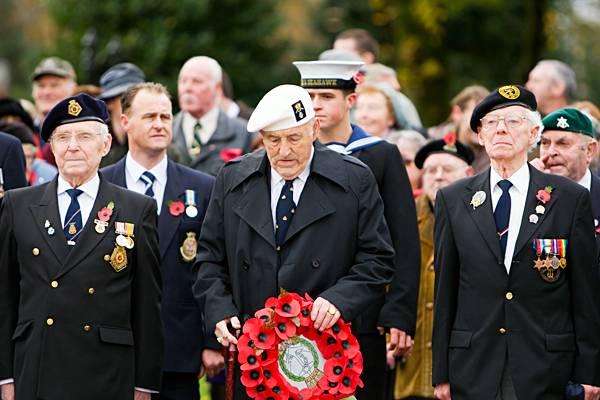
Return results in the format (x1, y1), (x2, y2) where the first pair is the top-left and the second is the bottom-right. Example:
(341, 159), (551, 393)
(50, 121), (111, 184)
(526, 64), (559, 113)
(261, 119), (318, 180)
(540, 130), (596, 181)
(32, 75), (76, 116)
(477, 106), (538, 164)
(422, 153), (472, 204)
(178, 61), (220, 118)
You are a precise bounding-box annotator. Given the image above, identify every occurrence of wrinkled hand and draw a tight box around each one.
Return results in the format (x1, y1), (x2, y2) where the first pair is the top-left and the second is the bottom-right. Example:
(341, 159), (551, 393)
(134, 390), (151, 400)
(215, 316), (241, 347)
(388, 328), (413, 357)
(311, 297), (341, 331)
(1, 383), (14, 400)
(434, 383), (451, 400)
(530, 156), (550, 173)
(202, 348), (225, 378)
(583, 384), (600, 400)
(386, 348), (396, 369)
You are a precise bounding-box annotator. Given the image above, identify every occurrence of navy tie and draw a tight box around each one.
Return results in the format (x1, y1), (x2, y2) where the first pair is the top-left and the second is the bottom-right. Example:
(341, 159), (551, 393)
(275, 180), (296, 248)
(494, 180), (512, 256)
(140, 171), (156, 197)
(64, 188), (83, 243)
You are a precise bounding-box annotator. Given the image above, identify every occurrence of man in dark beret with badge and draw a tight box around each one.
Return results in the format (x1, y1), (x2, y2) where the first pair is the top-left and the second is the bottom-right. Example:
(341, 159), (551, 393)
(102, 82), (219, 400)
(192, 84), (395, 398)
(0, 93), (163, 400)
(432, 84), (600, 400)
(293, 59), (420, 399)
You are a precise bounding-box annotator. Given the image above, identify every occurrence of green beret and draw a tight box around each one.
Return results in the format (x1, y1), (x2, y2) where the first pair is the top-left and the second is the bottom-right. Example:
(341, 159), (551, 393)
(542, 108), (594, 138)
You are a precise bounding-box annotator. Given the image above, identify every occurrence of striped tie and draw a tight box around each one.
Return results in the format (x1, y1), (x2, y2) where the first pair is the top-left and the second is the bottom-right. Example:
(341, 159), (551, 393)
(494, 180), (512, 256)
(140, 171), (156, 197)
(63, 188), (83, 244)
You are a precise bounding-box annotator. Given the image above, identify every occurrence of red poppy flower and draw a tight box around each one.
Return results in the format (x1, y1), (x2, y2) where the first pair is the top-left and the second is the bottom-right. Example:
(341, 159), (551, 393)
(266, 293), (301, 318)
(220, 148), (242, 162)
(241, 368), (264, 388)
(246, 382), (269, 399)
(169, 201), (185, 216)
(260, 363), (281, 388)
(347, 352), (364, 375)
(255, 308), (274, 325)
(536, 189), (551, 204)
(325, 320), (350, 341)
(318, 375), (341, 395)
(339, 335), (360, 358)
(97, 207), (113, 222)
(319, 336), (344, 360)
(273, 314), (297, 341)
(238, 337), (261, 371)
(243, 318), (277, 350)
(338, 373), (363, 395)
(596, 226), (600, 234)
(443, 131), (457, 145)
(324, 357), (348, 382)
(353, 71), (365, 85)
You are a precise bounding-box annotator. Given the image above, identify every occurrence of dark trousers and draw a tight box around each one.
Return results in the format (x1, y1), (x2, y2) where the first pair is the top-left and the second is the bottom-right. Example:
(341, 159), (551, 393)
(355, 333), (387, 400)
(152, 372), (199, 400)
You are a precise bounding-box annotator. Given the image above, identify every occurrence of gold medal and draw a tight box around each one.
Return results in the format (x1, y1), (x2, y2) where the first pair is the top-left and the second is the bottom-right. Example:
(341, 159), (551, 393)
(125, 236), (135, 250)
(180, 232), (198, 263)
(110, 245), (128, 272)
(559, 257), (567, 269)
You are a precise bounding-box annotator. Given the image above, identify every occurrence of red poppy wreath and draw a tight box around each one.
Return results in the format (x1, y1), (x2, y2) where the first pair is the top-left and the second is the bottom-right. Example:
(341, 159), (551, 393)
(238, 291), (362, 400)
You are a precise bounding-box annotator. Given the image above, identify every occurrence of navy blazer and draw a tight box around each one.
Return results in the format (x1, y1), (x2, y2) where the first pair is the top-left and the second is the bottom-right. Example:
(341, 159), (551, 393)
(102, 157), (215, 373)
(590, 173), (600, 261)
(0, 132), (27, 192)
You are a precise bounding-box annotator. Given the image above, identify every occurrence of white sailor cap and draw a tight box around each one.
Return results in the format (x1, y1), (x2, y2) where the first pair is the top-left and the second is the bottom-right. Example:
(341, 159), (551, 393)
(293, 60), (365, 89)
(247, 84), (315, 132)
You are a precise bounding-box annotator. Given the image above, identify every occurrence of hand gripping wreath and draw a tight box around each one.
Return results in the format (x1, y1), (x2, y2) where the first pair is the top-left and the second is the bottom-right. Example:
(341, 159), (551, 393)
(238, 291), (363, 400)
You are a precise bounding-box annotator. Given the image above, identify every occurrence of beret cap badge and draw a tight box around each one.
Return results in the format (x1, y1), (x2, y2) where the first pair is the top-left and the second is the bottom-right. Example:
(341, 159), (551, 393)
(498, 85), (521, 100)
(67, 99), (82, 117)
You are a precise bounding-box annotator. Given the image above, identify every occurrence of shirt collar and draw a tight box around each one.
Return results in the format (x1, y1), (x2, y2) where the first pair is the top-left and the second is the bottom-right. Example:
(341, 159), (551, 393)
(125, 152), (168, 185)
(270, 146), (314, 185)
(577, 168), (592, 191)
(57, 173), (100, 198)
(490, 162), (530, 194)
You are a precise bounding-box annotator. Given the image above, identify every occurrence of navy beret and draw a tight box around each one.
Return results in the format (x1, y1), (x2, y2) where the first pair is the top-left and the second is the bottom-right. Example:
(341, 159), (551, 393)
(470, 84), (537, 133)
(41, 93), (108, 141)
(415, 133), (475, 169)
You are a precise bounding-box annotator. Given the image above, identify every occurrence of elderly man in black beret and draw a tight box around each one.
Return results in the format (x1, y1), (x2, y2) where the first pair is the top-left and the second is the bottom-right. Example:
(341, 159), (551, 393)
(432, 85), (600, 400)
(0, 93), (163, 400)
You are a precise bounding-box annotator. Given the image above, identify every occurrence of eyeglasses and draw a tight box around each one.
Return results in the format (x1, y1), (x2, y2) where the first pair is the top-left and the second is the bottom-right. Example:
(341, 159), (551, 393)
(51, 132), (101, 146)
(480, 115), (528, 131)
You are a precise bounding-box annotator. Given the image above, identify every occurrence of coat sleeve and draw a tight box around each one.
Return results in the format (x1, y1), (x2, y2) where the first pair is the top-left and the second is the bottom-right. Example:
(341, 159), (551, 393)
(192, 169), (239, 343)
(0, 192), (19, 380)
(1, 137), (27, 190)
(431, 189), (460, 386)
(131, 198), (163, 390)
(319, 166), (395, 322)
(569, 189), (600, 385)
(377, 145), (421, 336)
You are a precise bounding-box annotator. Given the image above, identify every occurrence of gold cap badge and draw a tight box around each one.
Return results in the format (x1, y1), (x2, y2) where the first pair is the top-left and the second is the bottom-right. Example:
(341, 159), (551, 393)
(498, 85), (520, 100)
(68, 99), (82, 116)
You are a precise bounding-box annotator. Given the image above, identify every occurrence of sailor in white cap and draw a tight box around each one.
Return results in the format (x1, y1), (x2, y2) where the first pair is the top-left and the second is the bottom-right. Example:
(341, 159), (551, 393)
(192, 84), (395, 398)
(294, 60), (421, 399)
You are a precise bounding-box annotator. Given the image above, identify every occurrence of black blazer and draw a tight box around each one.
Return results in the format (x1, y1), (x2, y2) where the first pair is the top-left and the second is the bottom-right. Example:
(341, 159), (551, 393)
(0, 132), (27, 195)
(432, 165), (600, 399)
(0, 175), (162, 400)
(102, 157), (216, 371)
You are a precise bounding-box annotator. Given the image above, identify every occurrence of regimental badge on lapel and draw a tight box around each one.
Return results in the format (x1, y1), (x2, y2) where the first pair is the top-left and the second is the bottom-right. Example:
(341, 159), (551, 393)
(470, 191), (486, 210)
(180, 232), (198, 263)
(532, 239), (567, 282)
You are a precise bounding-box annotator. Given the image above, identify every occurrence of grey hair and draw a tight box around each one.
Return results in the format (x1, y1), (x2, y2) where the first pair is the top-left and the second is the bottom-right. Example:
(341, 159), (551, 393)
(526, 109), (543, 150)
(386, 129), (427, 153)
(180, 56), (223, 85)
(99, 123), (109, 138)
(536, 60), (577, 100)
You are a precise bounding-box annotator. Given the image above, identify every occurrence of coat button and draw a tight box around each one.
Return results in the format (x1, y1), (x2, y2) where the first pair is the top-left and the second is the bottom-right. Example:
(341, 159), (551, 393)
(426, 341), (432, 348)
(51, 280), (59, 288)
(426, 302), (433, 310)
(242, 260), (250, 271)
(88, 288), (95, 295)
(103, 254), (110, 261)
(46, 318), (54, 326)
(505, 292), (513, 300)
(83, 324), (91, 332)
(311, 258), (320, 268)
(32, 248), (40, 256)
(499, 327), (507, 334)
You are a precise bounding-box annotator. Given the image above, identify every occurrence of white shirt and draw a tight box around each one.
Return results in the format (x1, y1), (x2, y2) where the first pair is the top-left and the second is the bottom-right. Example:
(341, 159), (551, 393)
(124, 152), (168, 214)
(490, 162), (530, 273)
(269, 147), (314, 230)
(182, 106), (219, 148)
(57, 173), (100, 229)
(577, 169), (592, 191)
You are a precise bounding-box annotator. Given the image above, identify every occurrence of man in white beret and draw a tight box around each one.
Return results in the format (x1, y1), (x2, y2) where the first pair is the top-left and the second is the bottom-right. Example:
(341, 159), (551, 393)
(192, 84), (395, 397)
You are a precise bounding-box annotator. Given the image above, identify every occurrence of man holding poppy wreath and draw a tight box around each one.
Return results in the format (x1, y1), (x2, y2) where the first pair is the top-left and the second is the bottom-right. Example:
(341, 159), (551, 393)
(432, 85), (600, 399)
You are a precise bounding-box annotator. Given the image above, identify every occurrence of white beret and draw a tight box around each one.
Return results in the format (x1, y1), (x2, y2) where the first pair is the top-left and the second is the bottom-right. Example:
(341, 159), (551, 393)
(247, 84), (315, 132)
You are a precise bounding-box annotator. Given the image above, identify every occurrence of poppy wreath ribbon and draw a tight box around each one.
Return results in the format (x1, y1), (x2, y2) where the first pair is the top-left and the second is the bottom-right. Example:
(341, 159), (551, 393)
(238, 291), (362, 400)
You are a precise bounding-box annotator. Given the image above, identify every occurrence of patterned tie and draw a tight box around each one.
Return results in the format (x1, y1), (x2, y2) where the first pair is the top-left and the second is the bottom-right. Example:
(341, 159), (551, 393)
(64, 188), (83, 243)
(191, 121), (202, 156)
(275, 180), (296, 248)
(494, 180), (513, 256)
(140, 171), (156, 197)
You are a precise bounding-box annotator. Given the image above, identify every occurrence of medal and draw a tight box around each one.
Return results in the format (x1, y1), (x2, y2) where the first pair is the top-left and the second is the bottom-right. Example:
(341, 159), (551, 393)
(110, 245), (128, 272)
(470, 191), (486, 210)
(180, 231), (198, 262)
(532, 238), (567, 282)
(68, 223), (77, 235)
(94, 219), (108, 234)
(115, 221), (135, 249)
(529, 214), (538, 224)
(185, 190), (198, 218)
(48, 227), (55, 236)
(116, 234), (128, 247)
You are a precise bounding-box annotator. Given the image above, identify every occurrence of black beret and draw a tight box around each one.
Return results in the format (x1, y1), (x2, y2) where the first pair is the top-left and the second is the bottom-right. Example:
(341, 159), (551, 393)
(470, 84), (537, 133)
(0, 122), (35, 145)
(0, 97), (35, 132)
(40, 93), (108, 141)
(414, 133), (475, 169)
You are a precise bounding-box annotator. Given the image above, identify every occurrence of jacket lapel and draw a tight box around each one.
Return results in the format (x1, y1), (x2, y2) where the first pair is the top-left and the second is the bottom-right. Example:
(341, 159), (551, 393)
(462, 169), (504, 263)
(111, 157), (127, 187)
(54, 177), (118, 279)
(158, 160), (183, 259)
(29, 177), (69, 264)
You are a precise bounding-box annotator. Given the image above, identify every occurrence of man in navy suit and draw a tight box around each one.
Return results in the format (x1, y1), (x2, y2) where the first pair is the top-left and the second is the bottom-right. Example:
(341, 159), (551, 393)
(0, 131), (27, 202)
(102, 82), (218, 400)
